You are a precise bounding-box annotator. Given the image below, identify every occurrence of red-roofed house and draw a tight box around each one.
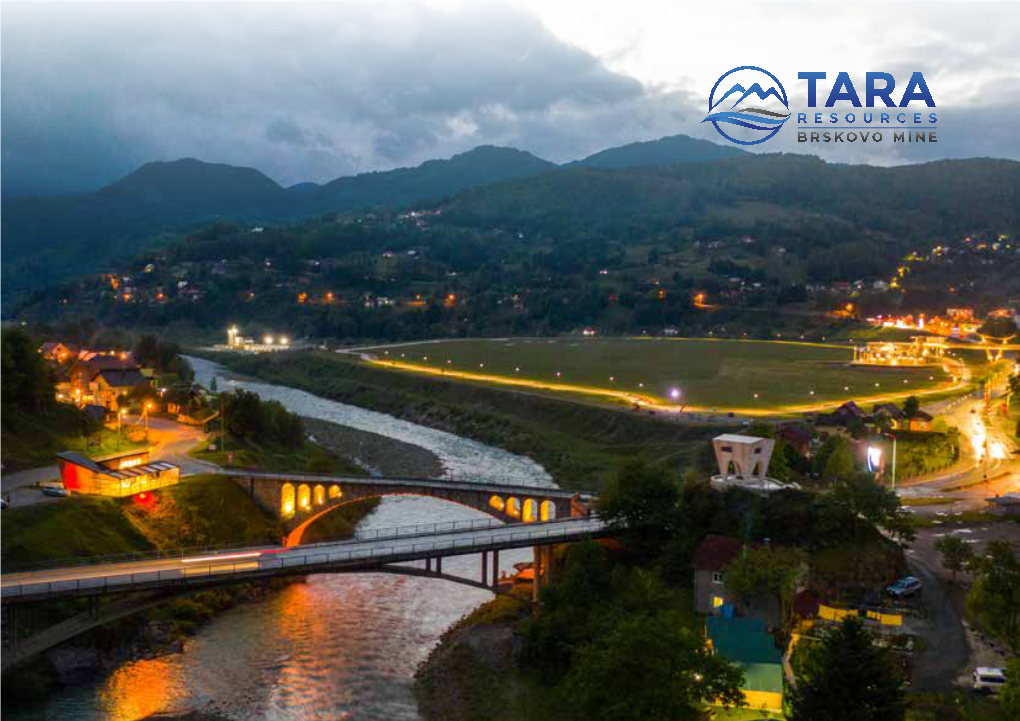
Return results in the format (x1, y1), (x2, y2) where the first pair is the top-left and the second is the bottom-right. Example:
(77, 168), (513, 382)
(692, 535), (784, 626)
(692, 535), (743, 615)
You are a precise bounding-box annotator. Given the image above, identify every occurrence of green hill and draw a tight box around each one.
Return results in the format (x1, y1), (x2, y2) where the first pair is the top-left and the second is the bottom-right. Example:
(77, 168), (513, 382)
(570, 134), (747, 169)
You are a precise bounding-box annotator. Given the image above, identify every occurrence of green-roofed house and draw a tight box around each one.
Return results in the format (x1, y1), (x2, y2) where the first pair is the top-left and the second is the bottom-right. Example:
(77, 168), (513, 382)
(706, 616), (784, 714)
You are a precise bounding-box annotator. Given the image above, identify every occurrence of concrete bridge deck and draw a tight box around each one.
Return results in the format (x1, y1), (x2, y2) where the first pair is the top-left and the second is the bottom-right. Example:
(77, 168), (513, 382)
(221, 468), (592, 503)
(0, 516), (606, 604)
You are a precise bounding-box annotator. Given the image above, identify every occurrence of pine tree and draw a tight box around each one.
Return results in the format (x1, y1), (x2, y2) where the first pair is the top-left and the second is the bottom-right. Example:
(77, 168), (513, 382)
(789, 616), (906, 721)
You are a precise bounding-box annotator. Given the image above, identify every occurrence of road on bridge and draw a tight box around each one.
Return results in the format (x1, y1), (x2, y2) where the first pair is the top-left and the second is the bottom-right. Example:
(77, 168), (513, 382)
(1, 516), (606, 603)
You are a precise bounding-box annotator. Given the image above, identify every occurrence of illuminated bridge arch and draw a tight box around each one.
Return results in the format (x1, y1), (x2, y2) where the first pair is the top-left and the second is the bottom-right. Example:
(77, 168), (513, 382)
(233, 472), (586, 546)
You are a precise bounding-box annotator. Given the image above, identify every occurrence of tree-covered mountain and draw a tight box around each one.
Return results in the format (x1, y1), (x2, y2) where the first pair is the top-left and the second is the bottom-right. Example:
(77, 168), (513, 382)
(13, 151), (1019, 343)
(443, 154), (1020, 243)
(4, 136), (1019, 313)
(0, 145), (557, 304)
(568, 134), (747, 169)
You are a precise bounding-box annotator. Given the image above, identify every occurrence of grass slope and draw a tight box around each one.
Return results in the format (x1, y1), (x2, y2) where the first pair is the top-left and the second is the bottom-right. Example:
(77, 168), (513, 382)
(360, 337), (949, 410)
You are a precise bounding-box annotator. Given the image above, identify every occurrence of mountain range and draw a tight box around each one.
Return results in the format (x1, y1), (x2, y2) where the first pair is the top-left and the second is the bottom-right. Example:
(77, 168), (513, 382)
(0, 135), (745, 303)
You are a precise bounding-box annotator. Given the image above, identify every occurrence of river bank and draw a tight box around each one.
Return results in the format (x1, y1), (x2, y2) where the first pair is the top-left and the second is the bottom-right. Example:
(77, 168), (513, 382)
(203, 350), (723, 491)
(0, 471), (377, 709)
(414, 592), (534, 721)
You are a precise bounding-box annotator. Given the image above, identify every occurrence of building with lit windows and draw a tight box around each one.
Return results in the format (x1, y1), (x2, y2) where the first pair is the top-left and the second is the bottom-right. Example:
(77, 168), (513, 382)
(56, 450), (180, 497)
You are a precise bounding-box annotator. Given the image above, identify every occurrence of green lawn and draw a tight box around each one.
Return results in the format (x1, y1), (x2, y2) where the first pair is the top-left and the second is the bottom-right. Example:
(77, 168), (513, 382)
(362, 338), (952, 412)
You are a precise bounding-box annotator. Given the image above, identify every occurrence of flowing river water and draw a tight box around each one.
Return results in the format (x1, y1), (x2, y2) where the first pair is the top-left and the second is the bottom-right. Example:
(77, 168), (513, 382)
(13, 356), (554, 721)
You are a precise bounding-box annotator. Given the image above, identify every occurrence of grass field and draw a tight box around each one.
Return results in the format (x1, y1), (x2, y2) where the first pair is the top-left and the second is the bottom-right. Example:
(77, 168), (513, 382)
(360, 338), (955, 414)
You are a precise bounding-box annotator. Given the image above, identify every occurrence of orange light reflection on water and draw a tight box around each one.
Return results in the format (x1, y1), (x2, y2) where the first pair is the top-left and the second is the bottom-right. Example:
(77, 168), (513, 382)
(97, 655), (184, 721)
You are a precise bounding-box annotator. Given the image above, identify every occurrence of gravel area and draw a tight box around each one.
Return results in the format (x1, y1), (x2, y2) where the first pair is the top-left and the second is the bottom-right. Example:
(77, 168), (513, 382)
(302, 416), (445, 478)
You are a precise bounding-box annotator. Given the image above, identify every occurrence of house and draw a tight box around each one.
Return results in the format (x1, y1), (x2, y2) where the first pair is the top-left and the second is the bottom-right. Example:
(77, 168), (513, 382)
(67, 352), (151, 409)
(986, 493), (1020, 517)
(81, 404), (113, 425)
(706, 616), (784, 714)
(872, 402), (905, 421)
(777, 424), (812, 456)
(40, 341), (75, 363)
(693, 534), (785, 625)
(905, 409), (934, 432)
(692, 535), (743, 615)
(57, 450), (180, 497)
(94, 368), (151, 409)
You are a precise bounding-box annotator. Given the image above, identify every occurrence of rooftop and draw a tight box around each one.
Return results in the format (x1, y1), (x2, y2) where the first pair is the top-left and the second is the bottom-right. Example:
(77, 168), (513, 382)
(714, 434), (767, 445)
(692, 534), (743, 571)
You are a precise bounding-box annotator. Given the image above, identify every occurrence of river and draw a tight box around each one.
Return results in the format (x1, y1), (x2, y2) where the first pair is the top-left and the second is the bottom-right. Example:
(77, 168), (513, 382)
(11, 356), (553, 721)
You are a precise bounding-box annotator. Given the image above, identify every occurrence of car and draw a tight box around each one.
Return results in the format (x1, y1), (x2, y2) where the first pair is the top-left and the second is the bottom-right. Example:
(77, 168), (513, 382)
(0, 497), (8, 510)
(886, 576), (922, 598)
(972, 667), (1007, 693)
(41, 485), (69, 498)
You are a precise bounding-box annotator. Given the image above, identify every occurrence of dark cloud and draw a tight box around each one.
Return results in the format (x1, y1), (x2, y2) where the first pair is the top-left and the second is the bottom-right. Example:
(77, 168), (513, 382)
(1, 2), (1017, 196)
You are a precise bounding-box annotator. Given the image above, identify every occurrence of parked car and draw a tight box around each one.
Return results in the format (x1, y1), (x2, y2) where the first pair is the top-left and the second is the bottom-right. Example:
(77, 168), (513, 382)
(886, 576), (922, 598)
(972, 667), (1007, 693)
(41, 485), (69, 498)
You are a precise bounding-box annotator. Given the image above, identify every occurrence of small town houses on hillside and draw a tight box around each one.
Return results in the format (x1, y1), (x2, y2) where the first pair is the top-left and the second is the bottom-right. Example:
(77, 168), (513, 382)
(47, 346), (153, 411)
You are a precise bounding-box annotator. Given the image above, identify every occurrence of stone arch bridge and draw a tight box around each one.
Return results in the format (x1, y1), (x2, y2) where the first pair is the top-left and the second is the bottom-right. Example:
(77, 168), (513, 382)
(221, 470), (593, 546)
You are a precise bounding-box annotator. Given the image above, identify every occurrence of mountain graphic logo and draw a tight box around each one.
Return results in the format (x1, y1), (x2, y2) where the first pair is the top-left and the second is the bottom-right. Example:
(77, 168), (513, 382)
(703, 66), (790, 146)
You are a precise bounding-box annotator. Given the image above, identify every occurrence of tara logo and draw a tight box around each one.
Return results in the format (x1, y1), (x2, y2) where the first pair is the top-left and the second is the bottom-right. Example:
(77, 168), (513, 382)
(703, 66), (790, 146)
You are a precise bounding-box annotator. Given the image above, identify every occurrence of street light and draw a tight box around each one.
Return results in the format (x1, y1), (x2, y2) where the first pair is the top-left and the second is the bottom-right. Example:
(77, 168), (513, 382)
(144, 402), (153, 443)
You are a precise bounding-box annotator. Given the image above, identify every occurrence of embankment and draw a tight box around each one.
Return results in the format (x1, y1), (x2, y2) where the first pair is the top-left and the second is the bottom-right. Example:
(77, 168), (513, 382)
(302, 417), (444, 478)
(0, 473), (377, 703)
(209, 350), (726, 491)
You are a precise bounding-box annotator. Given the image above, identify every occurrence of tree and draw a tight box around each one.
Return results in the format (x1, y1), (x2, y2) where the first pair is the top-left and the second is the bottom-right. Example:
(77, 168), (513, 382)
(902, 395), (920, 419)
(597, 461), (680, 556)
(724, 545), (807, 630)
(561, 610), (744, 721)
(831, 473), (915, 543)
(822, 438), (855, 481)
(934, 535), (973, 584)
(966, 540), (1020, 652)
(788, 616), (906, 721)
(1001, 657), (1020, 718)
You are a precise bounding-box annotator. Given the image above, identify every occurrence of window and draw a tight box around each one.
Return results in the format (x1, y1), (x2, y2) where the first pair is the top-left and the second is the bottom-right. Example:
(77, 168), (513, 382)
(753, 447), (762, 454)
(712, 596), (724, 609)
(712, 572), (724, 584)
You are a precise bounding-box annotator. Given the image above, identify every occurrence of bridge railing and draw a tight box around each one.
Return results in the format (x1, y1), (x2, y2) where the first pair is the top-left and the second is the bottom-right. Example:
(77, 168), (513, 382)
(1, 519), (606, 601)
(2, 541), (277, 574)
(4, 516), (599, 574)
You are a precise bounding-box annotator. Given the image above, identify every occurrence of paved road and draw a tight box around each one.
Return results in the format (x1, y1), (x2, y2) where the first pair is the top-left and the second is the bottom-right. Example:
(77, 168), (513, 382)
(1, 516), (606, 602)
(1, 417), (216, 505)
(905, 550), (970, 691)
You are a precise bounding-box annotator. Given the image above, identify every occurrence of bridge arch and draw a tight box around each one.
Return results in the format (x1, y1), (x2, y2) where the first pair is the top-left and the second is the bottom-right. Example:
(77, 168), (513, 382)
(281, 483), (296, 518)
(522, 499), (539, 523)
(489, 495), (505, 511)
(540, 500), (555, 521)
(314, 484), (326, 506)
(505, 497), (521, 519)
(297, 484), (311, 511)
(328, 484), (342, 500)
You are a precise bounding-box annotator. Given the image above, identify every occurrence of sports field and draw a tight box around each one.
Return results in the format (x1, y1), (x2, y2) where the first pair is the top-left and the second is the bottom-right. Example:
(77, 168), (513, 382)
(359, 338), (958, 414)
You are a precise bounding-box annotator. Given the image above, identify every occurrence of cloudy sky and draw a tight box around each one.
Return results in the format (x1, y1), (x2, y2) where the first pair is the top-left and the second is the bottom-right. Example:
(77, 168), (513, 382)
(3, 1), (1019, 195)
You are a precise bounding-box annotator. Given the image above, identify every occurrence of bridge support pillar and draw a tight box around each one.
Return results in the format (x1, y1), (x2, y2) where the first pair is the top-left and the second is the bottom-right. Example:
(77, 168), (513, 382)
(425, 557), (431, 572)
(435, 556), (442, 575)
(532, 546), (544, 602)
(481, 550), (488, 585)
(492, 550), (499, 588)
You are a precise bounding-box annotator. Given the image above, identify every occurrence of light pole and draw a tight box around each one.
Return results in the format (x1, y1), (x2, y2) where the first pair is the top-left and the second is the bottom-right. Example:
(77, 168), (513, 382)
(144, 402), (153, 443)
(118, 408), (127, 450)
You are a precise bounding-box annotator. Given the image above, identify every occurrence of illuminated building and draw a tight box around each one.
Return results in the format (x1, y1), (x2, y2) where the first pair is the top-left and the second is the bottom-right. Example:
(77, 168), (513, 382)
(56, 450), (180, 497)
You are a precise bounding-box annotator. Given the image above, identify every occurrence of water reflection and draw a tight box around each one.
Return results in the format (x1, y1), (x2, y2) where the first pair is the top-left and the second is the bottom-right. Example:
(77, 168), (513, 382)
(11, 359), (546, 721)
